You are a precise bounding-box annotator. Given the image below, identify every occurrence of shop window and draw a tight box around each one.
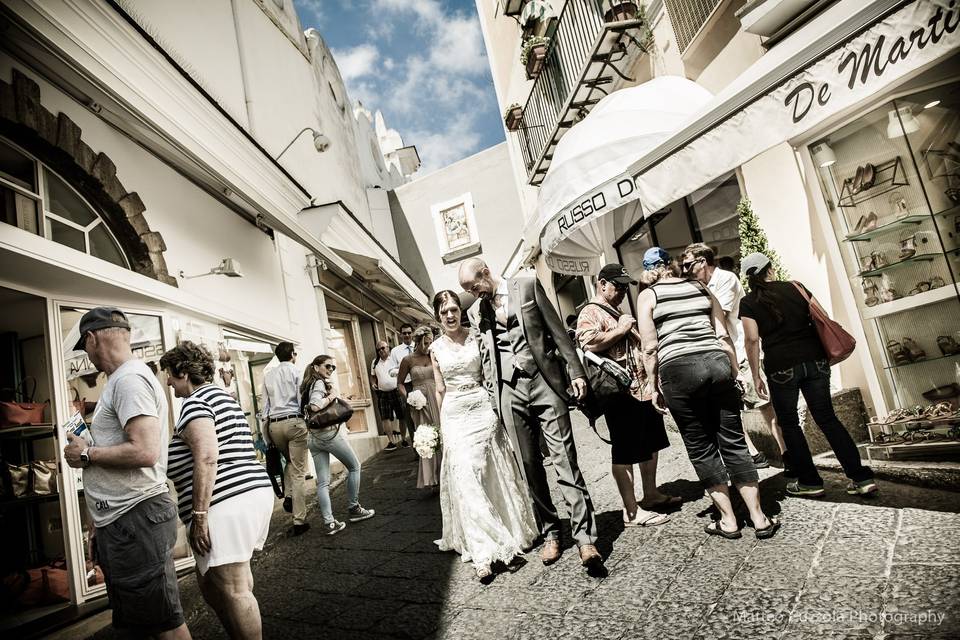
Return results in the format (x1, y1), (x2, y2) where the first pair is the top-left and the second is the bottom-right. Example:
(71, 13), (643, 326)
(807, 77), (960, 462)
(325, 317), (371, 433)
(0, 138), (128, 269)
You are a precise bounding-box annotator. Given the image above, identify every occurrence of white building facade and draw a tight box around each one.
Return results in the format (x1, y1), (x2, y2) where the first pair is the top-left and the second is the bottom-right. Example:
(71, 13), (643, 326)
(477, 1), (960, 457)
(0, 0), (432, 631)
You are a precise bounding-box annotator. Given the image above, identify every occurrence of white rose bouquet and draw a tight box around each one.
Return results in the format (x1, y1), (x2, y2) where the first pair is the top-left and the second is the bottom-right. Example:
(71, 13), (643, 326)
(413, 425), (440, 458)
(406, 389), (427, 410)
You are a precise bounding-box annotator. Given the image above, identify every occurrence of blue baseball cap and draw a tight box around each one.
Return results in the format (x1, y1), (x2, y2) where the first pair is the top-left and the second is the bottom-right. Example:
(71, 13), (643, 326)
(642, 247), (670, 270)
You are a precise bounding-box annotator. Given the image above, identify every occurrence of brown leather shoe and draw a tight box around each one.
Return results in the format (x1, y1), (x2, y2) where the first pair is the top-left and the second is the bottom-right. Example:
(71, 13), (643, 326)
(579, 544), (602, 568)
(540, 539), (561, 565)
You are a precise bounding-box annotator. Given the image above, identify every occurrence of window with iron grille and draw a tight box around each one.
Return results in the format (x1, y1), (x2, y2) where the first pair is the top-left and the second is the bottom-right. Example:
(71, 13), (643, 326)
(664, 0), (722, 53)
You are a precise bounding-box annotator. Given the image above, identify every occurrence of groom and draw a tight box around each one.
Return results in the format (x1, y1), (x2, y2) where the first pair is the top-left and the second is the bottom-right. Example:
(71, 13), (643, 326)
(459, 258), (602, 569)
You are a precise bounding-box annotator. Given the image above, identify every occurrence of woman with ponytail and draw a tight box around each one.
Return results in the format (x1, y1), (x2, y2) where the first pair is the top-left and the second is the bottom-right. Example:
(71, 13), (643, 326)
(739, 253), (875, 498)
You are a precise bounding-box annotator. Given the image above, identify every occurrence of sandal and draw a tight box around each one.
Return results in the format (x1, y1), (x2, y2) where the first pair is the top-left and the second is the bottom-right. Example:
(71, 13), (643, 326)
(886, 340), (912, 366)
(902, 338), (926, 361)
(937, 335), (960, 356)
(862, 278), (880, 307)
(704, 520), (742, 540)
(625, 510), (671, 527)
(476, 565), (494, 583)
(873, 432), (905, 445)
(899, 234), (917, 259)
(754, 515), (781, 540)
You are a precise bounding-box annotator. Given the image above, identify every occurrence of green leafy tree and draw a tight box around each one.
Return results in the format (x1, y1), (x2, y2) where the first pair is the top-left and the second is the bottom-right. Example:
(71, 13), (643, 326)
(737, 197), (789, 289)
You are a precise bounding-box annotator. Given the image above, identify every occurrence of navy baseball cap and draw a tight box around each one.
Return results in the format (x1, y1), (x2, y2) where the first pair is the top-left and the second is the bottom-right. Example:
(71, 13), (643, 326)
(598, 263), (637, 285)
(642, 247), (670, 270)
(73, 307), (131, 350)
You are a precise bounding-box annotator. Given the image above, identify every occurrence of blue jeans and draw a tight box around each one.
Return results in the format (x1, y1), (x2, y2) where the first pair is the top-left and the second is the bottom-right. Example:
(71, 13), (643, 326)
(307, 426), (361, 523)
(659, 351), (758, 487)
(766, 359), (873, 487)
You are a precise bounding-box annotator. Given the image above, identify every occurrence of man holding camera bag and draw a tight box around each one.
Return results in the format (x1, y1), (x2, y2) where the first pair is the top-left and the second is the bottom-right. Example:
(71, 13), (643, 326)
(576, 263), (679, 527)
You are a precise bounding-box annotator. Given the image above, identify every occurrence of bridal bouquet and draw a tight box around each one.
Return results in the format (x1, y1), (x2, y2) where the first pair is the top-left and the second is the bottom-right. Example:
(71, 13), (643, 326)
(413, 425), (440, 458)
(406, 389), (427, 410)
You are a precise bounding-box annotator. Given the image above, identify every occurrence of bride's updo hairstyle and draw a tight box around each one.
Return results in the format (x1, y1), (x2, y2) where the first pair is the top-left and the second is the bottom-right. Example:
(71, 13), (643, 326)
(432, 290), (462, 321)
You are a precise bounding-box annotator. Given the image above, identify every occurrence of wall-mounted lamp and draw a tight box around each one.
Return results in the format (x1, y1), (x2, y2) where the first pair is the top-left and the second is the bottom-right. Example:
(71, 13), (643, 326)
(179, 258), (244, 280)
(887, 106), (920, 139)
(810, 140), (837, 168)
(306, 255), (328, 287)
(275, 127), (331, 160)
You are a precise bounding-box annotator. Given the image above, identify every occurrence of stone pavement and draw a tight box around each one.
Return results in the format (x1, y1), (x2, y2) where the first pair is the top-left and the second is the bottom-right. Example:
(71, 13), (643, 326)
(93, 413), (960, 640)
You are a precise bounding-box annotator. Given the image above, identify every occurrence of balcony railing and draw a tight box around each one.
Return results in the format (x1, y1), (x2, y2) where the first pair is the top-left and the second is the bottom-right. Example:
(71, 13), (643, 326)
(515, 0), (651, 185)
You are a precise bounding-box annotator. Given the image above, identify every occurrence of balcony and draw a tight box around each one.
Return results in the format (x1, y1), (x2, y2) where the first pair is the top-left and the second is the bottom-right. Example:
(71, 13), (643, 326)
(515, 1), (652, 185)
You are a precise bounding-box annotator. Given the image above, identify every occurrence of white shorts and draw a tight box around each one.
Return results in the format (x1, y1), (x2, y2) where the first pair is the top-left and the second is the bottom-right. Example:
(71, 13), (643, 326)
(195, 486), (274, 575)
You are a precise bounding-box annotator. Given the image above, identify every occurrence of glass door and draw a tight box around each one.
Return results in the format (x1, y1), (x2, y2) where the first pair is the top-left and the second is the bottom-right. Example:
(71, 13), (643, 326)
(326, 315), (372, 433)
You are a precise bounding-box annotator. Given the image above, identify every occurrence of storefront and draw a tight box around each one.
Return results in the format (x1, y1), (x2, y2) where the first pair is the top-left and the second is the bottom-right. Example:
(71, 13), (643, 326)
(528, 0), (960, 462)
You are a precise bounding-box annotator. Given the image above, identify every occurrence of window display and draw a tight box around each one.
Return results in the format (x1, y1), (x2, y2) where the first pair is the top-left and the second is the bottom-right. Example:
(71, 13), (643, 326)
(810, 78), (960, 461)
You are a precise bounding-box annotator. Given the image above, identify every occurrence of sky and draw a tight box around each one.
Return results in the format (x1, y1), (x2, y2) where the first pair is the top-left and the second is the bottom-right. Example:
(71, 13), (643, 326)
(292, 0), (505, 175)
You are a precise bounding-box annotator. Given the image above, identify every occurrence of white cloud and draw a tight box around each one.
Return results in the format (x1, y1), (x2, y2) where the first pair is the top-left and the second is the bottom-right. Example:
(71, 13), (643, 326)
(383, 57), (395, 70)
(408, 114), (484, 175)
(331, 44), (380, 81)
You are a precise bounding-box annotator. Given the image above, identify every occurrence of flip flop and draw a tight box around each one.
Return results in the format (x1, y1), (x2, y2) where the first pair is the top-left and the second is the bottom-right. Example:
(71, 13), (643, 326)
(755, 516), (781, 540)
(704, 521), (742, 539)
(640, 495), (683, 510)
(624, 511), (670, 527)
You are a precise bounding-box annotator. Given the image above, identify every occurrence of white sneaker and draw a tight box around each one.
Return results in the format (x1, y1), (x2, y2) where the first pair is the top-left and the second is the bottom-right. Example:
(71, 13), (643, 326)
(323, 520), (346, 535)
(348, 505), (375, 522)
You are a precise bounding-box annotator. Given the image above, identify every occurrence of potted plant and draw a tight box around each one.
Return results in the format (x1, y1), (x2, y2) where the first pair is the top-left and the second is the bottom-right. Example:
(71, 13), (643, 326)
(604, 1), (638, 23)
(503, 104), (523, 131)
(520, 36), (550, 80)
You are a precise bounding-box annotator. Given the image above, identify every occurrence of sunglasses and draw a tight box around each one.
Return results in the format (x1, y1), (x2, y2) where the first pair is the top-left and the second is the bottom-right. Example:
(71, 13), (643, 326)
(682, 257), (704, 271)
(323, 364), (337, 371)
(377, 346), (389, 351)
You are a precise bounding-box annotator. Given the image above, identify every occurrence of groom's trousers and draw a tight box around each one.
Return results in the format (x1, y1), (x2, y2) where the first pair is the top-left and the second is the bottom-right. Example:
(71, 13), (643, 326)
(500, 370), (598, 547)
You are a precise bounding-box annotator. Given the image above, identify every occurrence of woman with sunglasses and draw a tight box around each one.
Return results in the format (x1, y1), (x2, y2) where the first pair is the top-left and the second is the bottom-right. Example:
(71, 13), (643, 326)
(397, 325), (442, 489)
(300, 355), (375, 535)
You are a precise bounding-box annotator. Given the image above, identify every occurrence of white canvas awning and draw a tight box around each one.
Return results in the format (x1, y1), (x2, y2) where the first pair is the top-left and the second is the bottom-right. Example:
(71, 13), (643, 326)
(531, 0), (960, 275)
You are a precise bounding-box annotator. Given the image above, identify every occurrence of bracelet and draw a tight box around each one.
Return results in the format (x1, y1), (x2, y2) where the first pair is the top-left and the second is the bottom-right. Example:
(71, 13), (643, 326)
(191, 510), (208, 516)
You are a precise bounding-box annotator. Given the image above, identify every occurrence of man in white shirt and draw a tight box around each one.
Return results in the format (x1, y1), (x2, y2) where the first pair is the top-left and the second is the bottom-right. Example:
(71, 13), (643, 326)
(387, 324), (416, 447)
(683, 243), (787, 470)
(261, 341), (309, 536)
(371, 340), (403, 451)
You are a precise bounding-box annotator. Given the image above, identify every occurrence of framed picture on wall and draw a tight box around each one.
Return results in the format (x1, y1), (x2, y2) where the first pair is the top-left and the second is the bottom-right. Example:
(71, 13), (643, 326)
(431, 193), (482, 264)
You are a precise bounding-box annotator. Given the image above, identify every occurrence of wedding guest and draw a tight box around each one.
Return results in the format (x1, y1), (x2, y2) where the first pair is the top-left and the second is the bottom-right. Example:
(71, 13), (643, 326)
(370, 340), (403, 451)
(397, 326), (442, 489)
(161, 342), (273, 640)
(739, 253), (877, 497)
(388, 324), (416, 447)
(576, 263), (677, 527)
(682, 242), (785, 469)
(636, 248), (780, 540)
(301, 355), (375, 535)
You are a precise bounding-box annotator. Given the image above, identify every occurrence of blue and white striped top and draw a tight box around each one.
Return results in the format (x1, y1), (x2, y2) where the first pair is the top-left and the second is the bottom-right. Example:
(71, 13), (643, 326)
(167, 384), (271, 524)
(651, 280), (723, 365)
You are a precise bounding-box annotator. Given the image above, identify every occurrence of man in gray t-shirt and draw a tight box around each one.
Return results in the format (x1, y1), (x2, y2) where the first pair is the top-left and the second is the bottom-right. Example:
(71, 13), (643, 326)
(63, 308), (189, 639)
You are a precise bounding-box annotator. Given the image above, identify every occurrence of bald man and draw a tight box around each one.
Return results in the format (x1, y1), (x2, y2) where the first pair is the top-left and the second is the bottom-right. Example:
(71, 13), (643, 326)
(371, 339), (403, 451)
(459, 259), (601, 570)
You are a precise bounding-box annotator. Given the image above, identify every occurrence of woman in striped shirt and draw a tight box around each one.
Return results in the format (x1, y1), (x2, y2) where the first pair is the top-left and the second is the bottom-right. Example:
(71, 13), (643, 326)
(161, 341), (273, 640)
(636, 248), (779, 541)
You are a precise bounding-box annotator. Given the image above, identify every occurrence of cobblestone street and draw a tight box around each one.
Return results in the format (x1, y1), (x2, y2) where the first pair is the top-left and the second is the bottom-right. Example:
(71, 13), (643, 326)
(87, 413), (960, 640)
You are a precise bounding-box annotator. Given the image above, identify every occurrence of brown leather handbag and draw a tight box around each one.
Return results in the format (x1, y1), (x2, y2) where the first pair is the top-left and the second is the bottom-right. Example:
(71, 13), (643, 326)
(792, 282), (856, 366)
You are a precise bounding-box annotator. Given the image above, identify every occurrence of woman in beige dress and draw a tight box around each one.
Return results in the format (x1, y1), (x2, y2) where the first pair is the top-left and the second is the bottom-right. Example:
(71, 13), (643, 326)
(397, 325), (442, 488)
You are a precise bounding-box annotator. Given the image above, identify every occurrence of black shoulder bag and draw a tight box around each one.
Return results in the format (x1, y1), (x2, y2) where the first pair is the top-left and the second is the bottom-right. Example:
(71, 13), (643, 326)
(301, 381), (354, 430)
(576, 303), (634, 432)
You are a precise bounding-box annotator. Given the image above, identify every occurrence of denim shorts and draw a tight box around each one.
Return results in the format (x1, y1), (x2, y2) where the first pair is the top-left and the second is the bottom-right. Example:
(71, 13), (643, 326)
(95, 493), (184, 634)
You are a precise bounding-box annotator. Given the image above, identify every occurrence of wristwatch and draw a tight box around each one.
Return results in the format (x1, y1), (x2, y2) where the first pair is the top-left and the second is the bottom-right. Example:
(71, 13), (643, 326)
(80, 447), (91, 468)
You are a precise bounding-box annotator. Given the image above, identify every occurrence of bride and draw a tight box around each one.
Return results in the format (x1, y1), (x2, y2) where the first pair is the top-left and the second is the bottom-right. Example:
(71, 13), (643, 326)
(429, 290), (538, 581)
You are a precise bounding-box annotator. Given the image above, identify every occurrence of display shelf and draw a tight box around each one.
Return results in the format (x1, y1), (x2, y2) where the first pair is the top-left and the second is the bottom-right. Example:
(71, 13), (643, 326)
(861, 283), (959, 319)
(866, 439), (960, 460)
(0, 424), (55, 440)
(0, 493), (60, 509)
(838, 157), (908, 207)
(844, 214), (927, 242)
(857, 252), (940, 278)
(884, 351), (960, 370)
(934, 203), (960, 219)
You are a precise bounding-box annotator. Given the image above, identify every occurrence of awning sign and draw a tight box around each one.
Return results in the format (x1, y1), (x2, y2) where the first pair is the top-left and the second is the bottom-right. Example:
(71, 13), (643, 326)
(630, 0), (960, 218)
(544, 252), (603, 276)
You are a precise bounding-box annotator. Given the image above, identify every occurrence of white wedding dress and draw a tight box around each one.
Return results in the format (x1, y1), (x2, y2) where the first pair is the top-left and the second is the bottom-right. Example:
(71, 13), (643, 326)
(431, 333), (538, 569)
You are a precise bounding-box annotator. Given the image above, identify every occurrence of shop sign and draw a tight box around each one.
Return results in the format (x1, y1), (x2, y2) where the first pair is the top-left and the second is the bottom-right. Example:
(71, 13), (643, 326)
(540, 0), (959, 262)
(543, 252), (602, 276)
(630, 0), (960, 220)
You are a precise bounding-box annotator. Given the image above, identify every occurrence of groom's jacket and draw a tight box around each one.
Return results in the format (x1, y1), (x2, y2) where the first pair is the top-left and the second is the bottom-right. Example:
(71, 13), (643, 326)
(468, 277), (586, 416)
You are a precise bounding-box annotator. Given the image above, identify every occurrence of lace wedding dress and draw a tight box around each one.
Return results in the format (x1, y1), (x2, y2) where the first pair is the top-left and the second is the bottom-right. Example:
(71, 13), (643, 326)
(431, 333), (537, 570)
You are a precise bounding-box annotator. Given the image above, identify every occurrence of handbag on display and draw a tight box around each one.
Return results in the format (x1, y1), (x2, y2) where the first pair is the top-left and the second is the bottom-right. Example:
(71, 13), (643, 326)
(791, 282), (857, 366)
(0, 378), (48, 427)
(30, 460), (58, 495)
(5, 463), (30, 497)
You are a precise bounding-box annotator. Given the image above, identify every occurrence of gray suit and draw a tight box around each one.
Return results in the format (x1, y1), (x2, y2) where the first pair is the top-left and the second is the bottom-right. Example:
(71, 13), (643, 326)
(468, 277), (597, 547)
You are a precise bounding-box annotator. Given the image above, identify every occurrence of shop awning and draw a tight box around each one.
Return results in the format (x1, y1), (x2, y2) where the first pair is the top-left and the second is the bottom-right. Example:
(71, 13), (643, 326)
(334, 249), (433, 320)
(531, 0), (960, 274)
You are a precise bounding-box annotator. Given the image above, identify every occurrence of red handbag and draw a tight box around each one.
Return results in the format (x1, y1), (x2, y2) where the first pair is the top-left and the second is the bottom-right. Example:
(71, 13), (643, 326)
(0, 378), (47, 427)
(791, 282), (856, 366)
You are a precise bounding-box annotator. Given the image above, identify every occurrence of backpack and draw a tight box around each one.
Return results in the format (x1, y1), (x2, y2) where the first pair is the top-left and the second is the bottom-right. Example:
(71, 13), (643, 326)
(575, 303), (634, 431)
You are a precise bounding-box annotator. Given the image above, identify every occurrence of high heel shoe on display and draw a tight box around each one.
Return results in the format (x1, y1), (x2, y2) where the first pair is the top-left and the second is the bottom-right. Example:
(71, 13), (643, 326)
(880, 276), (899, 303)
(902, 338), (926, 361)
(930, 275), (946, 289)
(852, 166), (865, 194)
(861, 163), (876, 190)
(849, 215), (867, 237)
(861, 255), (876, 274)
(887, 340), (912, 366)
(862, 211), (879, 232)
(899, 234), (917, 259)
(937, 335), (960, 356)
(862, 278), (880, 307)
(871, 251), (889, 268)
